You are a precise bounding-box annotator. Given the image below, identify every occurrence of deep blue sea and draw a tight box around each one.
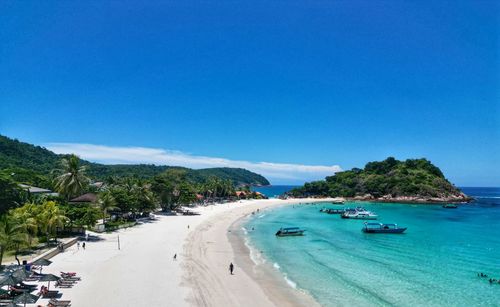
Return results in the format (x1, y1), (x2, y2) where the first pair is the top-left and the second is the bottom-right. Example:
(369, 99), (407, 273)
(251, 185), (298, 198)
(244, 187), (500, 306)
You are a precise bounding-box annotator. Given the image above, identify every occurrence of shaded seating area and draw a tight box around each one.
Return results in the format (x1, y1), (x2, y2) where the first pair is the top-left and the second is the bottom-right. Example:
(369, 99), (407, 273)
(0, 263), (78, 307)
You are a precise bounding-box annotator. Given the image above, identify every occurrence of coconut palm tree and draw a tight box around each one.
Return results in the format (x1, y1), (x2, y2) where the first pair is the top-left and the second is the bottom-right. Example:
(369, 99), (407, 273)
(54, 154), (90, 200)
(37, 201), (68, 245)
(98, 192), (118, 223)
(0, 215), (27, 267)
(11, 203), (38, 249)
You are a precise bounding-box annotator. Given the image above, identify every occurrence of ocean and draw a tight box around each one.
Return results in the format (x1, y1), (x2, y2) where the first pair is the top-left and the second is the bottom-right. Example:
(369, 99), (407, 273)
(251, 185), (298, 198)
(243, 187), (500, 306)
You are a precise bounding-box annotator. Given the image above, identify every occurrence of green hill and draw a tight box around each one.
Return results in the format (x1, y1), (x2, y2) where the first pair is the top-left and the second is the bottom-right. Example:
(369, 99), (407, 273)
(0, 135), (269, 187)
(290, 157), (470, 203)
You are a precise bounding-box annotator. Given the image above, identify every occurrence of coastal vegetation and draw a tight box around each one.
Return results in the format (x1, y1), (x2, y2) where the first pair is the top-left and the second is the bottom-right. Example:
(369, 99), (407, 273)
(0, 135), (270, 188)
(0, 135), (269, 265)
(290, 157), (469, 202)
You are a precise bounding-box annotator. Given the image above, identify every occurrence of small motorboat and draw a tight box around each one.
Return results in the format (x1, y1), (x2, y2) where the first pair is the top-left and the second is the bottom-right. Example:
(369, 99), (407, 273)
(341, 210), (378, 220)
(362, 222), (407, 234)
(275, 227), (305, 237)
(442, 204), (458, 209)
(320, 208), (345, 214)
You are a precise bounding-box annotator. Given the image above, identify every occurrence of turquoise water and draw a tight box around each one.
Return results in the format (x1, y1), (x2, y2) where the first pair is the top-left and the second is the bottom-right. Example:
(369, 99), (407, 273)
(244, 188), (500, 306)
(251, 185), (298, 198)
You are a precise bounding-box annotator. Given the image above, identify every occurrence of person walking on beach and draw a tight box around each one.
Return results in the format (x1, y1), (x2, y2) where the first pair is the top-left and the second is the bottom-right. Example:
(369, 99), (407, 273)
(77, 242), (80, 250)
(173, 254), (177, 260)
(229, 262), (234, 275)
(82, 242), (86, 250)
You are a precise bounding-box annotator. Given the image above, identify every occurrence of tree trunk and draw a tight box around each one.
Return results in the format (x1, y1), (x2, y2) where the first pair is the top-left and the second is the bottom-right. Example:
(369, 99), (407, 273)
(0, 247), (4, 268)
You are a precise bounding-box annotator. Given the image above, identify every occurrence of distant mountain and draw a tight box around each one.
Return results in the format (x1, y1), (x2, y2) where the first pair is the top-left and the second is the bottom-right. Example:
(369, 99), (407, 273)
(0, 135), (270, 187)
(290, 157), (470, 203)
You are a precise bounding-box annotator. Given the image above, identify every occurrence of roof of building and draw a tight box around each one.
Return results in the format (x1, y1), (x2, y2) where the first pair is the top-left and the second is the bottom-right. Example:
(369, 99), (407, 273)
(18, 184), (53, 194)
(70, 193), (98, 203)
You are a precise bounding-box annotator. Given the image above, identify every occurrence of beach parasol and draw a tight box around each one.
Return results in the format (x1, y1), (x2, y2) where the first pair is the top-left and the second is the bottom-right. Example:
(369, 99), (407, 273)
(10, 268), (29, 281)
(39, 273), (60, 290)
(0, 274), (20, 287)
(13, 292), (38, 307)
(32, 258), (52, 266)
(31, 258), (52, 273)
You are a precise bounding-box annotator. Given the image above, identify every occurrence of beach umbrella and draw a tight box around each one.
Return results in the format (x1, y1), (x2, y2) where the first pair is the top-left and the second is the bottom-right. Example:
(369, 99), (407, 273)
(31, 258), (52, 273)
(32, 258), (52, 266)
(39, 273), (60, 290)
(13, 292), (38, 307)
(0, 274), (20, 287)
(10, 268), (29, 281)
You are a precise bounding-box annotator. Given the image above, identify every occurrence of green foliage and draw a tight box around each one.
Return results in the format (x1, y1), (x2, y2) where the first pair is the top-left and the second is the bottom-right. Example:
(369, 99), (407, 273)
(0, 135), (270, 186)
(291, 157), (462, 198)
(54, 154), (90, 200)
(60, 203), (99, 228)
(0, 173), (27, 213)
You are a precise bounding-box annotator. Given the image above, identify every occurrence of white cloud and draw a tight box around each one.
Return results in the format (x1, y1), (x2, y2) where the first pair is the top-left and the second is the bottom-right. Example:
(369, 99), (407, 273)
(45, 143), (342, 184)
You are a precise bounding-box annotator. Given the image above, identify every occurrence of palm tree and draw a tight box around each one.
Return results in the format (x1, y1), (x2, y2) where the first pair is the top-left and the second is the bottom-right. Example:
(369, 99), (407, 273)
(0, 215), (27, 267)
(98, 192), (118, 224)
(11, 203), (38, 249)
(54, 154), (90, 200)
(37, 201), (69, 245)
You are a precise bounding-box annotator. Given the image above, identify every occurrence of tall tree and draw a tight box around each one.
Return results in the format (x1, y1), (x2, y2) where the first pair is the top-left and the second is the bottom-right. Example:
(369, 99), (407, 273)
(37, 201), (68, 244)
(0, 173), (26, 213)
(54, 154), (89, 200)
(0, 215), (27, 267)
(11, 203), (38, 249)
(97, 191), (118, 223)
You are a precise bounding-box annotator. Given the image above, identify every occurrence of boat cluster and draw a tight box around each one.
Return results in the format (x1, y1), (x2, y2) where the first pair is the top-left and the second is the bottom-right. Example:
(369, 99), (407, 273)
(320, 206), (407, 234)
(320, 206), (378, 220)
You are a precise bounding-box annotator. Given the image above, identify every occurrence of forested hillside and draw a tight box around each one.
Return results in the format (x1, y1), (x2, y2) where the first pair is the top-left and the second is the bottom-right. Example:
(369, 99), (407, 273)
(290, 157), (469, 202)
(0, 135), (269, 188)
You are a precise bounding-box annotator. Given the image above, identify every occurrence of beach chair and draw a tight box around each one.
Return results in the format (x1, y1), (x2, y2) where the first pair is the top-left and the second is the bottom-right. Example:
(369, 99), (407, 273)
(54, 281), (73, 289)
(41, 290), (60, 298)
(48, 298), (71, 307)
(60, 273), (80, 281)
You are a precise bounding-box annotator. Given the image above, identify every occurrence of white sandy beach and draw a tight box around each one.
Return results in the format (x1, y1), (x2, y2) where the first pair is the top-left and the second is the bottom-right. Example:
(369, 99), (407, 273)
(41, 198), (333, 307)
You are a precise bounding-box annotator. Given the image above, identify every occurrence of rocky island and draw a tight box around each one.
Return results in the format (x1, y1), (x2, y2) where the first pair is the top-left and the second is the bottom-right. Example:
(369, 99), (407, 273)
(290, 157), (471, 203)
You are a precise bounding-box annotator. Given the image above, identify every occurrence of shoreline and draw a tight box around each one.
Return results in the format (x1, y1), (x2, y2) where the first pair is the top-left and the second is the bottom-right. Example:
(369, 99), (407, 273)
(182, 198), (334, 306)
(40, 198), (333, 306)
(228, 209), (320, 307)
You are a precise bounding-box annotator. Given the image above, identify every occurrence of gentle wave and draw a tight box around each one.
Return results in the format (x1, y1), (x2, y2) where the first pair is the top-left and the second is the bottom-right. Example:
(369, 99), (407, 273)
(283, 275), (297, 289)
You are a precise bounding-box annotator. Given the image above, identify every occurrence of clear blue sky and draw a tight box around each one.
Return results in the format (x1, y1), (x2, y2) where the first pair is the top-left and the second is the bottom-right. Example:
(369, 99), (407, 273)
(0, 1), (498, 186)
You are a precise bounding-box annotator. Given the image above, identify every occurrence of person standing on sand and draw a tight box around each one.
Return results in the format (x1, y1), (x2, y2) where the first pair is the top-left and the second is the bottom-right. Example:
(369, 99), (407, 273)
(82, 242), (86, 250)
(77, 242), (80, 250)
(173, 254), (177, 260)
(229, 262), (234, 275)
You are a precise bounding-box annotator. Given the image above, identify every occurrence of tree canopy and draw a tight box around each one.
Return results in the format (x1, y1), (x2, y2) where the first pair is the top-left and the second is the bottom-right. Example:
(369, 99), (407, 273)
(291, 157), (463, 198)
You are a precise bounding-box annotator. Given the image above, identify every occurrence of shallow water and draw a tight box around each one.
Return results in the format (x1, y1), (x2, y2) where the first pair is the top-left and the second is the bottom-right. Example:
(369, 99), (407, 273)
(245, 188), (500, 306)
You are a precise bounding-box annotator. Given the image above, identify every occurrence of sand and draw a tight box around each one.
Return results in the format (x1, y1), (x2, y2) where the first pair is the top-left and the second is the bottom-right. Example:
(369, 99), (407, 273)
(41, 198), (333, 306)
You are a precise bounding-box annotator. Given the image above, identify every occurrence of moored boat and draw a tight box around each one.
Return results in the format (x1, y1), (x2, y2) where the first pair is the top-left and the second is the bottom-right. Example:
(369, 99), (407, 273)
(341, 209), (378, 220)
(362, 222), (407, 233)
(442, 204), (458, 209)
(320, 208), (345, 214)
(275, 227), (305, 237)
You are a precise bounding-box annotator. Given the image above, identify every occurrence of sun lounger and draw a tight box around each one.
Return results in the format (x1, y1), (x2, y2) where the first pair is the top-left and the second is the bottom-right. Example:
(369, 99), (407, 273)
(60, 274), (80, 281)
(41, 290), (60, 298)
(60, 271), (77, 276)
(48, 298), (71, 307)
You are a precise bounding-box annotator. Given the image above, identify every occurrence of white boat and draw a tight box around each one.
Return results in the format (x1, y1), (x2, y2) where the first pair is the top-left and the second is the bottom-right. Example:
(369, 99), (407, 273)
(341, 210), (378, 220)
